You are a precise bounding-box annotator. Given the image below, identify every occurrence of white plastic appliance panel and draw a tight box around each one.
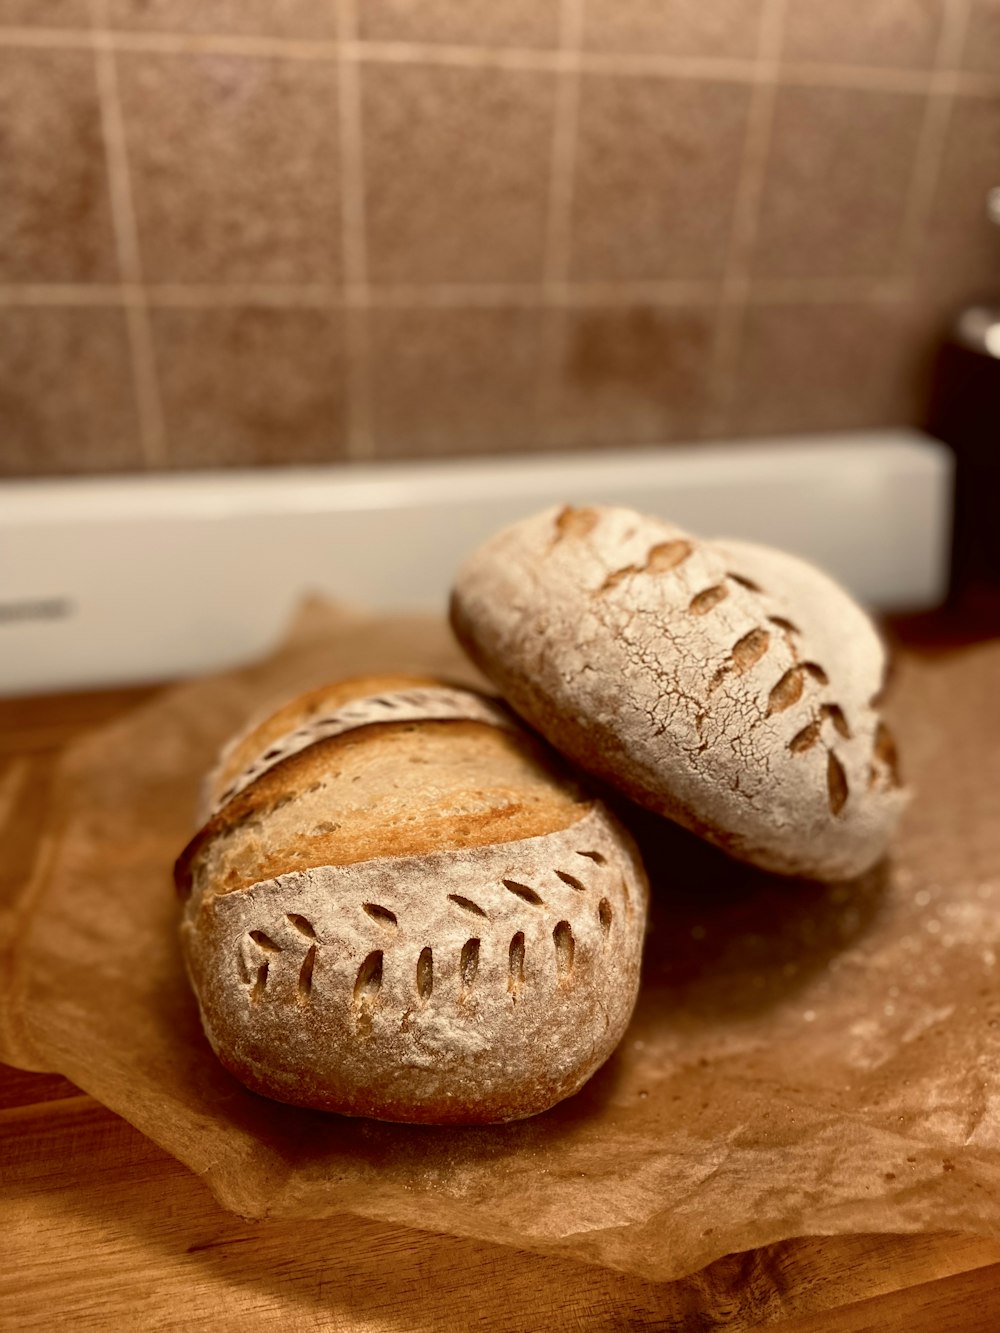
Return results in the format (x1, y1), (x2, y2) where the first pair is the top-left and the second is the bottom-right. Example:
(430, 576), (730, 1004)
(0, 430), (951, 695)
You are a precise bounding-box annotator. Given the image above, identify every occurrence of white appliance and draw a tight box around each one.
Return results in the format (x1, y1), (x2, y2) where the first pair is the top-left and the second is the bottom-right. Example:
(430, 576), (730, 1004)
(0, 429), (951, 696)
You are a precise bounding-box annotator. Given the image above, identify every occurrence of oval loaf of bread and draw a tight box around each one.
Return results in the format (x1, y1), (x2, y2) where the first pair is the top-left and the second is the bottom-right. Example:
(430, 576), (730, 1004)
(175, 674), (648, 1124)
(450, 507), (908, 882)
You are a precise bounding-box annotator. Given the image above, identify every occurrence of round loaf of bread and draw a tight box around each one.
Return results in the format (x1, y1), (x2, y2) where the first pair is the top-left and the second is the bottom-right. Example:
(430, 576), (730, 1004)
(450, 506), (908, 882)
(175, 674), (648, 1124)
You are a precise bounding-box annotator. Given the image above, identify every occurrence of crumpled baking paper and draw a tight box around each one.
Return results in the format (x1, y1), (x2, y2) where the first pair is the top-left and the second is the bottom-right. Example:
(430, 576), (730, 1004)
(2, 599), (1000, 1282)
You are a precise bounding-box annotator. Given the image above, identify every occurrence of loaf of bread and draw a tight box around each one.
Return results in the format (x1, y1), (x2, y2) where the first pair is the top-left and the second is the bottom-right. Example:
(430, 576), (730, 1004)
(451, 506), (908, 881)
(175, 674), (648, 1124)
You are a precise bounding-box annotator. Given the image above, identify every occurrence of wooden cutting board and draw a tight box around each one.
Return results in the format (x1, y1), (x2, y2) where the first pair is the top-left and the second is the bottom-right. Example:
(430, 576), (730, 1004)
(4, 660), (1000, 1332)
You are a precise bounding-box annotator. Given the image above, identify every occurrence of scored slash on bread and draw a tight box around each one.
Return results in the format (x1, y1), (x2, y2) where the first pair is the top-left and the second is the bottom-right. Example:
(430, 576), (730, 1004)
(450, 505), (908, 882)
(200, 676), (519, 823)
(185, 807), (644, 1125)
(176, 675), (648, 1125)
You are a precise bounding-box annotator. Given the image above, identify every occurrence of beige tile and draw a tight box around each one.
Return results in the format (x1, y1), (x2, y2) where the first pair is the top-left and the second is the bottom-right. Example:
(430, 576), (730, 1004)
(782, 0), (944, 68)
(752, 86), (925, 279)
(570, 76), (751, 281)
(918, 95), (1000, 306)
(151, 307), (347, 467)
(583, 0), (763, 59)
(370, 307), (543, 458)
(0, 0), (88, 24)
(0, 49), (118, 282)
(118, 52), (340, 284)
(962, 1), (1000, 73)
(0, 308), (142, 477)
(726, 302), (929, 437)
(107, 0), (336, 39)
(363, 63), (556, 286)
(358, 0), (560, 48)
(543, 305), (716, 448)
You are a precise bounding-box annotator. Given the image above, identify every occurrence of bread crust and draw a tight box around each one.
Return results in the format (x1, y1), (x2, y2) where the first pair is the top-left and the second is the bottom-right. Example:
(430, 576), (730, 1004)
(183, 804), (647, 1124)
(450, 506), (908, 881)
(203, 675), (517, 821)
(178, 676), (648, 1124)
(175, 719), (585, 898)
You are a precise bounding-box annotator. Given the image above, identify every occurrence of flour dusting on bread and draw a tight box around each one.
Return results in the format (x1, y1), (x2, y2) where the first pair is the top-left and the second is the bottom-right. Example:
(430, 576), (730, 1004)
(451, 505), (907, 880)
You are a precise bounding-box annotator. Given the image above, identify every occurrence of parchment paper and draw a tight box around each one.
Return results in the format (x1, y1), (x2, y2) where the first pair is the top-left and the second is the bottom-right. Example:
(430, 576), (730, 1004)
(3, 599), (1000, 1282)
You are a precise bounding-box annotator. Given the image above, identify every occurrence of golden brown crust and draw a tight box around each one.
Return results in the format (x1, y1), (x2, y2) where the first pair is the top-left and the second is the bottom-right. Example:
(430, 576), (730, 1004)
(176, 719), (586, 899)
(207, 673), (459, 811)
(201, 675), (521, 824)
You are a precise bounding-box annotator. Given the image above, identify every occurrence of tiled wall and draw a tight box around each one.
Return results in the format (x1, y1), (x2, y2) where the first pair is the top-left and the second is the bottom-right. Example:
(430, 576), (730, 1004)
(1, 0), (999, 476)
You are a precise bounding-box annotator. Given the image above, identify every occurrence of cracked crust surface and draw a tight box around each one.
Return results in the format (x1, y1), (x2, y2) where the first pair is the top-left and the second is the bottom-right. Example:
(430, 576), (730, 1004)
(177, 675), (648, 1124)
(450, 505), (908, 881)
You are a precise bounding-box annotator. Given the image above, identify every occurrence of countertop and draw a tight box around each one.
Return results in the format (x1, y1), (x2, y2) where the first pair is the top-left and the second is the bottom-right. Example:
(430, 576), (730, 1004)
(5, 606), (1000, 1332)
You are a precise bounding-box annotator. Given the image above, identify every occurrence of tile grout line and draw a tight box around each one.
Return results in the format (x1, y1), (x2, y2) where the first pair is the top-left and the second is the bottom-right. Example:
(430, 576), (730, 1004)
(335, 0), (375, 461)
(3, 25), (1000, 95)
(343, 37), (562, 73)
(536, 0), (586, 446)
(0, 25), (340, 58)
(0, 277), (914, 310)
(747, 276), (912, 304)
(892, 0), (975, 280)
(0, 284), (134, 307)
(705, 0), (789, 437)
(542, 1), (585, 296)
(87, 0), (166, 469)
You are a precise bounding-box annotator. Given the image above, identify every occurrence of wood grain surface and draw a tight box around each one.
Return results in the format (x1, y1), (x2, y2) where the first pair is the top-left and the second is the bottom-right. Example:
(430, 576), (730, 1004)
(4, 654), (1000, 1332)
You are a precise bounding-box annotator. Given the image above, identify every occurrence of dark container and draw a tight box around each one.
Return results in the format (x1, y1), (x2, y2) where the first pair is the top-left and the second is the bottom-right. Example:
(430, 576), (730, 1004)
(927, 304), (1000, 598)
(926, 187), (1000, 600)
